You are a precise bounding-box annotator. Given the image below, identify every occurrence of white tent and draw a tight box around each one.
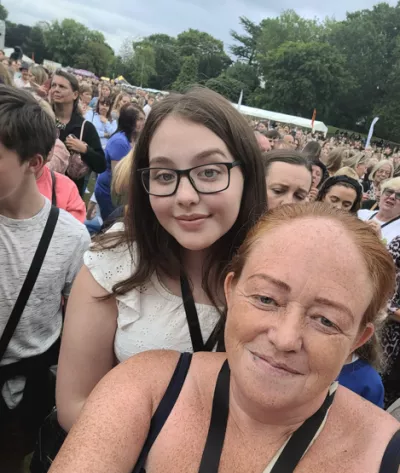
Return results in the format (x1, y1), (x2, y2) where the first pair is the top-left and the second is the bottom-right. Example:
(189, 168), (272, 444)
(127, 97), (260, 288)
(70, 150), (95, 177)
(231, 103), (328, 135)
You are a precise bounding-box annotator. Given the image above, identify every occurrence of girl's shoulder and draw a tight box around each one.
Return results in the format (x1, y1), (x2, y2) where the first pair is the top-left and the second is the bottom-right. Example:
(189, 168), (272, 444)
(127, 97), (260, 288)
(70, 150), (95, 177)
(84, 222), (137, 293)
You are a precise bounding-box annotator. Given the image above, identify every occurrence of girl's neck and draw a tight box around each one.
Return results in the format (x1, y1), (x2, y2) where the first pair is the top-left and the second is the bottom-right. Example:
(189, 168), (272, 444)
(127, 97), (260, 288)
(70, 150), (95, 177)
(54, 102), (74, 123)
(181, 249), (208, 284)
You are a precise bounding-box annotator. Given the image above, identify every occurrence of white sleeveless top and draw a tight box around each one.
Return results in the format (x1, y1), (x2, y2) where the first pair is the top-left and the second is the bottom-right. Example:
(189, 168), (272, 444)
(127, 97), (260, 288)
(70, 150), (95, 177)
(83, 224), (220, 362)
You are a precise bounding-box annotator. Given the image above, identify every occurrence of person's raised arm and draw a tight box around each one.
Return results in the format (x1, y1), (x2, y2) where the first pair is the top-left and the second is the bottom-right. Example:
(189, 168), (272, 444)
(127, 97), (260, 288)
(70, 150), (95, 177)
(56, 265), (117, 431)
(50, 351), (180, 473)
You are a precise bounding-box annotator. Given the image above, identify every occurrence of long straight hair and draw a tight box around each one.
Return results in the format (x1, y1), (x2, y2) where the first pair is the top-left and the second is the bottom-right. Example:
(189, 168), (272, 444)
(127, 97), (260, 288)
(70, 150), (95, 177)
(94, 87), (267, 311)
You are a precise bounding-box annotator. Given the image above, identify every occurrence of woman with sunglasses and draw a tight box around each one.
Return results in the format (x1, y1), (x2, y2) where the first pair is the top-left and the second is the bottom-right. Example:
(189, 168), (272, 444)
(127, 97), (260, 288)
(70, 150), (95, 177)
(56, 88), (267, 431)
(85, 97), (117, 149)
(358, 177), (400, 245)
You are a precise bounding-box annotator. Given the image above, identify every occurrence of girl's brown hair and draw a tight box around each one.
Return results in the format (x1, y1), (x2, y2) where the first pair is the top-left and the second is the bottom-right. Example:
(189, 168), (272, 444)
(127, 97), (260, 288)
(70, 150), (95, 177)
(229, 202), (395, 366)
(94, 87), (267, 314)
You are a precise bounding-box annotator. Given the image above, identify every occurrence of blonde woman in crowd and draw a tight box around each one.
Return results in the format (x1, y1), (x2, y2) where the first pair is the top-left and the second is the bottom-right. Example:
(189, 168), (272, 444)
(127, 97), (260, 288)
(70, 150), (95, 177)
(79, 83), (93, 115)
(335, 166), (360, 181)
(322, 147), (346, 176)
(343, 151), (368, 180)
(111, 92), (132, 120)
(363, 160), (394, 201)
(0, 62), (13, 86)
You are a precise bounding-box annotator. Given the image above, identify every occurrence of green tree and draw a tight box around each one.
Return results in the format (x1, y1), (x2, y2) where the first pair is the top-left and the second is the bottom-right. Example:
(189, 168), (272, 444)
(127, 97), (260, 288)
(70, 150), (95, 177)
(206, 76), (247, 102)
(225, 62), (259, 92)
(259, 41), (352, 120)
(134, 34), (181, 90)
(4, 22), (32, 51)
(0, 4), (8, 21)
(177, 29), (231, 81)
(230, 16), (262, 65)
(24, 24), (49, 64)
(172, 55), (199, 92)
(257, 10), (324, 58)
(74, 41), (114, 76)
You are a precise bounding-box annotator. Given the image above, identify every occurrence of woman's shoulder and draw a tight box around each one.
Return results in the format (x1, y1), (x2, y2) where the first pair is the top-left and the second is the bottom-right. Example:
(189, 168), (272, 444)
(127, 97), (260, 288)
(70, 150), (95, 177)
(333, 386), (399, 440)
(357, 209), (374, 220)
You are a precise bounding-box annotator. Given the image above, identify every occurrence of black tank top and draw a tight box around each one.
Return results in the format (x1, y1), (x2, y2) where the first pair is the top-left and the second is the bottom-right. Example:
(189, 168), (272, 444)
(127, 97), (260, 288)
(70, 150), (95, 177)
(132, 353), (400, 473)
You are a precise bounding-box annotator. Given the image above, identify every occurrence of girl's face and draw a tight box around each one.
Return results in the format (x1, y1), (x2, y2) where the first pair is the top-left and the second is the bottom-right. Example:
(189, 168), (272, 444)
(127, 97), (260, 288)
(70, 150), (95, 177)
(121, 95), (131, 106)
(136, 112), (146, 133)
(148, 116), (244, 252)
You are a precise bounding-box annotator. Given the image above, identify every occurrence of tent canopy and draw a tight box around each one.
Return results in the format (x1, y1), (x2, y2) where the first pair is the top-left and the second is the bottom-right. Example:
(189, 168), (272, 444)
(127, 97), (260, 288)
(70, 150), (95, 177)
(231, 103), (328, 135)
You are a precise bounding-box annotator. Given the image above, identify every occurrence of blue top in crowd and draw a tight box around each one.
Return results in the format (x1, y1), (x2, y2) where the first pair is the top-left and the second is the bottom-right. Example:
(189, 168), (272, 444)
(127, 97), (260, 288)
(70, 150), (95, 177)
(95, 131), (131, 215)
(85, 110), (117, 149)
(338, 358), (384, 408)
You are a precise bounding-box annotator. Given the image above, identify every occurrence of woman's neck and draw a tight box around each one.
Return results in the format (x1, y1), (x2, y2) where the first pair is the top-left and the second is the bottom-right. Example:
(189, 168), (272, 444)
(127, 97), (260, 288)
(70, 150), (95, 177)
(54, 102), (74, 123)
(181, 249), (208, 284)
(377, 208), (400, 222)
(229, 375), (329, 441)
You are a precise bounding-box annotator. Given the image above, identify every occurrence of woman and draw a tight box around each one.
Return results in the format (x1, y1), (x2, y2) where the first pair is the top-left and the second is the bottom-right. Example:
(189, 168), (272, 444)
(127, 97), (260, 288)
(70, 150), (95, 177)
(50, 70), (106, 196)
(317, 175), (362, 213)
(343, 151), (368, 180)
(28, 65), (48, 97)
(358, 177), (400, 244)
(303, 140), (322, 160)
(363, 160), (394, 202)
(111, 91), (132, 120)
(262, 150), (312, 209)
(85, 97), (117, 149)
(323, 147), (346, 176)
(56, 88), (267, 431)
(50, 203), (400, 473)
(383, 235), (400, 408)
(79, 83), (93, 115)
(0, 62), (13, 86)
(94, 104), (144, 221)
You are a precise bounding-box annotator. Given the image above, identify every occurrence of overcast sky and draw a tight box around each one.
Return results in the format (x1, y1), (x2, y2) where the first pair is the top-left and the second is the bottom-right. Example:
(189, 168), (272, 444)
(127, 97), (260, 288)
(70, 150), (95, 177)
(3, 0), (397, 53)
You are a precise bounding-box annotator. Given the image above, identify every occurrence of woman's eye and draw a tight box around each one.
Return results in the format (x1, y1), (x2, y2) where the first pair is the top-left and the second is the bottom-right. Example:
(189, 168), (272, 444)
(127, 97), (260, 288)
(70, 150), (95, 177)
(272, 189), (283, 195)
(199, 168), (220, 179)
(314, 316), (338, 331)
(254, 295), (278, 306)
(154, 172), (176, 183)
(295, 194), (307, 201)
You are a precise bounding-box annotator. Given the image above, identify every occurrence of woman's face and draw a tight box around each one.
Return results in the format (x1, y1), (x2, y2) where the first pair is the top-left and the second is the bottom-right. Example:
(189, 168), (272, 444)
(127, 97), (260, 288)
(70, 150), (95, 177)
(374, 164), (392, 184)
(121, 95), (131, 106)
(224, 218), (373, 412)
(323, 184), (357, 212)
(136, 112), (146, 133)
(380, 187), (400, 217)
(81, 91), (92, 104)
(102, 86), (111, 98)
(50, 75), (78, 105)
(148, 116), (244, 252)
(266, 162), (312, 209)
(98, 101), (110, 116)
(356, 161), (367, 178)
(311, 165), (322, 188)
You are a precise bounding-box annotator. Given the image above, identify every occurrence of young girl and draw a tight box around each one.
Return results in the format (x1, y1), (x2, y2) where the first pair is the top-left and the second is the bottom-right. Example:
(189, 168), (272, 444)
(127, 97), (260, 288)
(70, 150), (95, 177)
(56, 88), (267, 431)
(85, 97), (117, 149)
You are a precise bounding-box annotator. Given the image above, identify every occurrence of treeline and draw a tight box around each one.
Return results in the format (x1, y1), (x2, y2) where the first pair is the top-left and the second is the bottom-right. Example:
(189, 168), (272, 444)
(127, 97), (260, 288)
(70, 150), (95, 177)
(2, 3), (400, 140)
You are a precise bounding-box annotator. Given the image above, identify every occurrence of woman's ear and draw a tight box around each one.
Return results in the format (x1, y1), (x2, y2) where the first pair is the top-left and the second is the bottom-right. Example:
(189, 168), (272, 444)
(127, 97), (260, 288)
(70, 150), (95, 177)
(224, 272), (236, 309)
(352, 322), (375, 352)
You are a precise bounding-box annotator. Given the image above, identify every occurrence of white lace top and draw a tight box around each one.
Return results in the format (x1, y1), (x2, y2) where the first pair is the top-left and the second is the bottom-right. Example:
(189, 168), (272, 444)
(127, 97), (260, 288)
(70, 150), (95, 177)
(83, 224), (220, 362)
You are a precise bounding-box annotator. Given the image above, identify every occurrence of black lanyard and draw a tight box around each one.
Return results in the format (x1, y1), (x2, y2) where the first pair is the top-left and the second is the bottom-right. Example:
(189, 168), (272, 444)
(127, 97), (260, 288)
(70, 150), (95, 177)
(180, 273), (218, 352)
(368, 212), (400, 229)
(199, 360), (336, 473)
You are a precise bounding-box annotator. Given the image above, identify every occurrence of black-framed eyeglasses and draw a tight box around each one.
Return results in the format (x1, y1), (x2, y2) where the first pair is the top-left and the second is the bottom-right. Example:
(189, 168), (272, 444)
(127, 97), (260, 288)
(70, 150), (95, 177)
(138, 160), (241, 197)
(383, 188), (400, 201)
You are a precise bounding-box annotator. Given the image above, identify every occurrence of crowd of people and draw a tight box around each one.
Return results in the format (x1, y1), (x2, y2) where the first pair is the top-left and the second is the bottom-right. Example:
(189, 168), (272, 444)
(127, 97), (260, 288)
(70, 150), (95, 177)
(1, 46), (400, 473)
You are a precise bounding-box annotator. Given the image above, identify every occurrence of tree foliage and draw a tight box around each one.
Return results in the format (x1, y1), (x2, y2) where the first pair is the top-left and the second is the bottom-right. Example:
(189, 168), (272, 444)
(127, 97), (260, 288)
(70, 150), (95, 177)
(0, 4), (8, 21)
(172, 55), (199, 92)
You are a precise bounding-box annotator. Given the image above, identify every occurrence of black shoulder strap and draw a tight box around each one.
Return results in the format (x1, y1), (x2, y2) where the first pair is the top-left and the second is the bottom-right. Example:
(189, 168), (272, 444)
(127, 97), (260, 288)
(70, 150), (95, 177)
(379, 429), (400, 473)
(180, 273), (219, 352)
(382, 214), (400, 229)
(198, 361), (230, 473)
(368, 211), (379, 221)
(132, 353), (192, 473)
(50, 170), (57, 207)
(0, 206), (59, 362)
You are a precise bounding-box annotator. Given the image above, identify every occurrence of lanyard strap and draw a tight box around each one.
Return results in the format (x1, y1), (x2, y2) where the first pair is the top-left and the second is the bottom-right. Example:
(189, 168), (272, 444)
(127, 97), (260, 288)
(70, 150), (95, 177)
(180, 273), (218, 352)
(368, 211), (400, 229)
(199, 360), (337, 473)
